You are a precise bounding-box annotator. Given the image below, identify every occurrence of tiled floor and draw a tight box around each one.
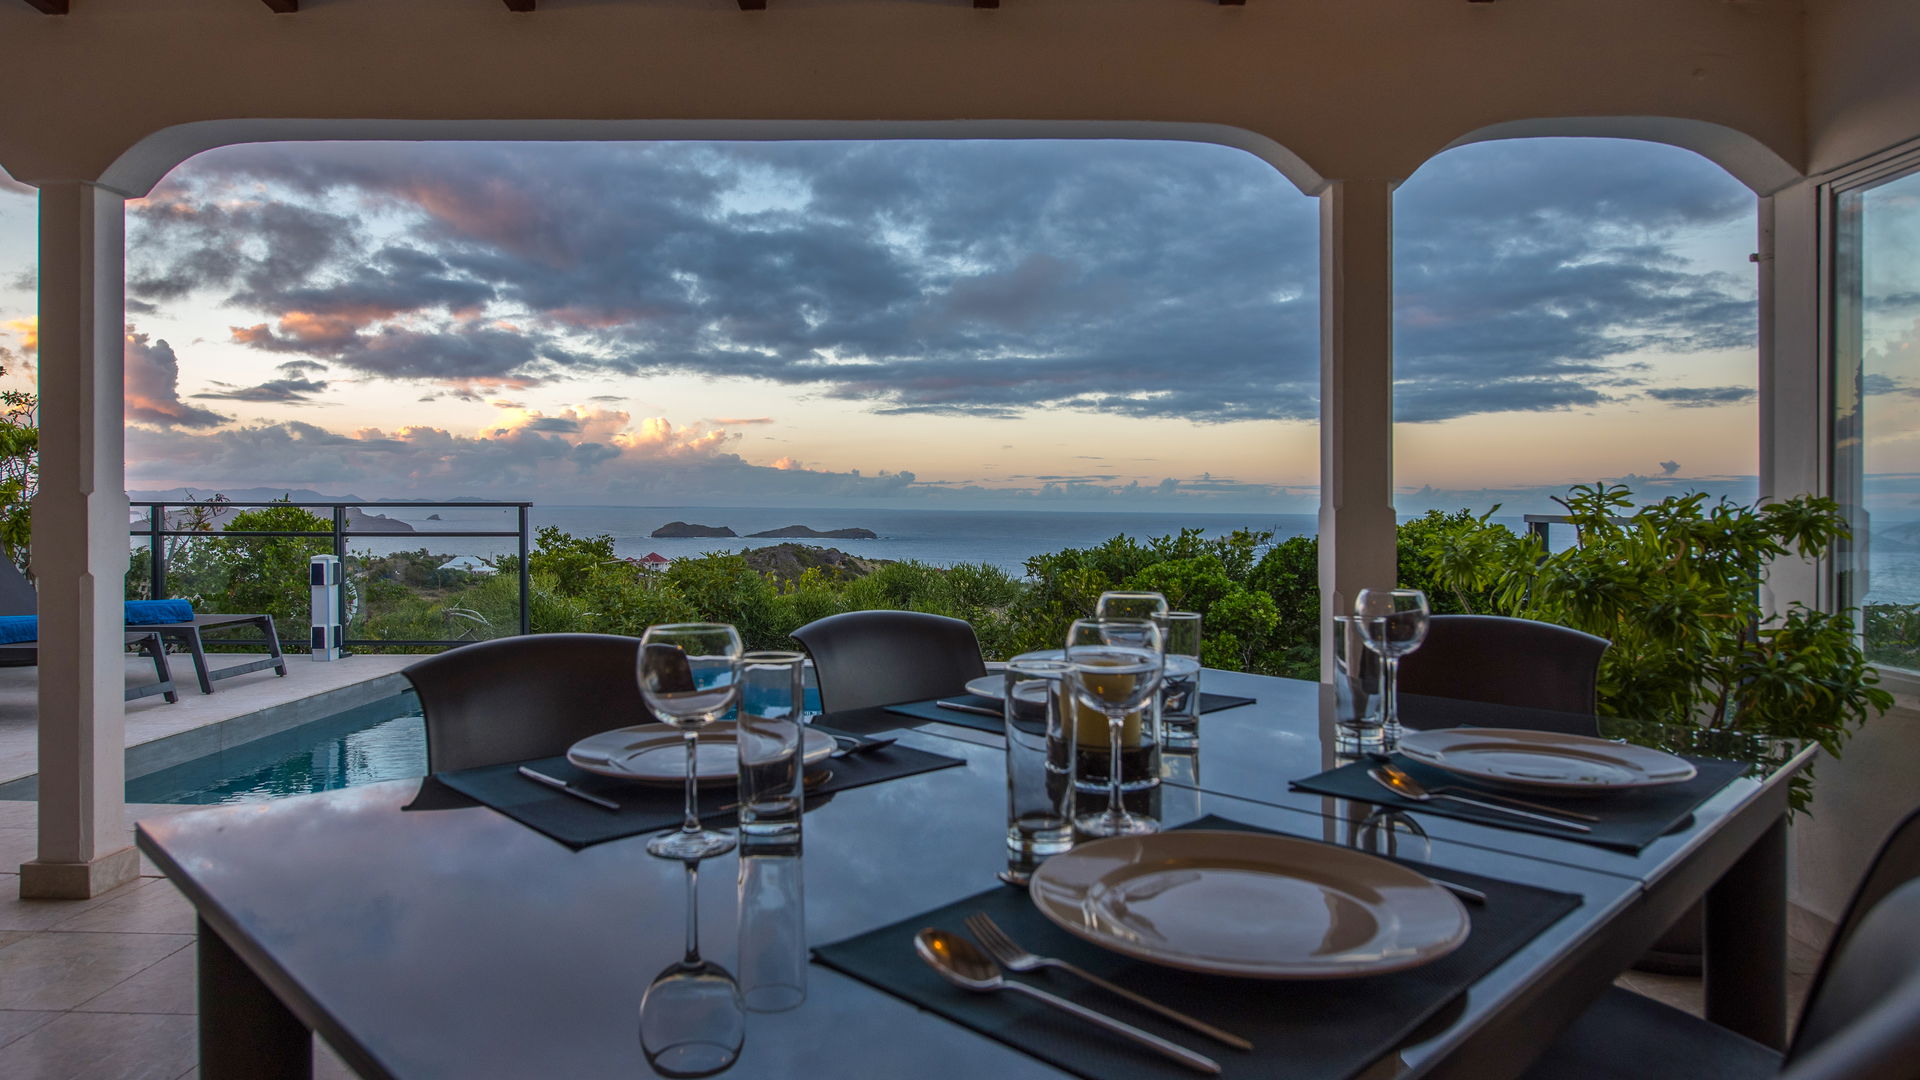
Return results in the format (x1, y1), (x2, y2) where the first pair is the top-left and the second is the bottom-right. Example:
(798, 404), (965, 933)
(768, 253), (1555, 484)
(0, 653), (414, 785)
(0, 802), (360, 1079)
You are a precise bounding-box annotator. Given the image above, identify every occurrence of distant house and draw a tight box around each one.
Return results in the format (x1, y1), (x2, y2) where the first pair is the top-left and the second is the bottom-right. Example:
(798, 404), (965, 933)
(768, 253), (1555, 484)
(438, 555), (496, 576)
(636, 552), (671, 569)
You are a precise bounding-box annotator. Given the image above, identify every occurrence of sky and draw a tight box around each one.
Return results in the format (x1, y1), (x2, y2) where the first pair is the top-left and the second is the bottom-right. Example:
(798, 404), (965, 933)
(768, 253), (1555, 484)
(0, 136), (1770, 515)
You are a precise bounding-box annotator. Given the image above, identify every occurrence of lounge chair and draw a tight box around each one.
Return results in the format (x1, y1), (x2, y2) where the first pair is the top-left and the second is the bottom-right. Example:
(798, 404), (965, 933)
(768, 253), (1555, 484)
(0, 557), (286, 695)
(0, 624), (180, 704)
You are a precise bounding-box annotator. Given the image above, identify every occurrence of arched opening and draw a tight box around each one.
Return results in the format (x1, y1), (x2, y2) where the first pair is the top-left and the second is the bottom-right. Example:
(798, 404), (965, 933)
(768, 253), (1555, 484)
(1393, 135), (1759, 551)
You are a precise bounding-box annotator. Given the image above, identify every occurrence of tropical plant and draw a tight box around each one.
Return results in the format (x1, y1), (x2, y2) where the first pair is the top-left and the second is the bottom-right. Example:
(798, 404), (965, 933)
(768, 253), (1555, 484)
(0, 360), (37, 572)
(1410, 483), (1893, 806)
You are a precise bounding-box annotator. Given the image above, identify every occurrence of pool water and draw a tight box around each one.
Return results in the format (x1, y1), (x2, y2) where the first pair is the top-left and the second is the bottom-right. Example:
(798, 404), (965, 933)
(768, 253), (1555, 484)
(120, 686), (829, 805)
(126, 692), (429, 805)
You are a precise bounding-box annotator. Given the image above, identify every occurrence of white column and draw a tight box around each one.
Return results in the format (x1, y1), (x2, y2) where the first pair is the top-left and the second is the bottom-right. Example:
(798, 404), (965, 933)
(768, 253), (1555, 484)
(1757, 183), (1827, 615)
(21, 181), (136, 899)
(1317, 178), (1399, 678)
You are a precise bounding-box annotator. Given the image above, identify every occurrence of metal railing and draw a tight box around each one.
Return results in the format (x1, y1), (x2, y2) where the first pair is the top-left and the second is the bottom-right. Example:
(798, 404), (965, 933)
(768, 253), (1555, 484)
(131, 500), (532, 651)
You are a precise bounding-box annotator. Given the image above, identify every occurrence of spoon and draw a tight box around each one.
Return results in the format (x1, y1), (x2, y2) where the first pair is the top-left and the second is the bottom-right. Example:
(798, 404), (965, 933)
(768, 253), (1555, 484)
(1365, 753), (1599, 822)
(1368, 768), (1592, 832)
(913, 929), (1220, 1075)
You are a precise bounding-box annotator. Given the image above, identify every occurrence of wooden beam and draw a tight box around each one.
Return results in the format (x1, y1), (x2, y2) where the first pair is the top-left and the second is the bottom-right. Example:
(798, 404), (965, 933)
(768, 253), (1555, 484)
(738, 0), (765, 8)
(260, 0), (297, 11)
(1217, 0), (1246, 6)
(974, 0), (1000, 8)
(21, 0), (70, 14)
(504, 0), (536, 9)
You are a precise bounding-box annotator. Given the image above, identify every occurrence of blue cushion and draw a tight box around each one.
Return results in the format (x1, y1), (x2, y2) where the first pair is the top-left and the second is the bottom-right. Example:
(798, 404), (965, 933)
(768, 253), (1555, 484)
(124, 599), (194, 625)
(0, 615), (37, 645)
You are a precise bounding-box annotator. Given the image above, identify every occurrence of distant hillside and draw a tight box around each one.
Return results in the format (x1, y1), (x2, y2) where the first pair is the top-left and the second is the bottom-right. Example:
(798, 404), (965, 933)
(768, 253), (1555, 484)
(742, 544), (890, 583)
(747, 524), (878, 540)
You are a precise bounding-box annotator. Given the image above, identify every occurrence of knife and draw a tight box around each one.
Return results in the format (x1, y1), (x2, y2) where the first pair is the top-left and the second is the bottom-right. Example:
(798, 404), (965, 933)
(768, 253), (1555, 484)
(936, 700), (1003, 719)
(517, 766), (621, 811)
(832, 735), (898, 758)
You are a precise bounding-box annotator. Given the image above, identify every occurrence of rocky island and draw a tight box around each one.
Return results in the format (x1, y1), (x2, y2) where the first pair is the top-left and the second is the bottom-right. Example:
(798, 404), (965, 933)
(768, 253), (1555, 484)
(650, 521), (738, 538)
(746, 524), (878, 540)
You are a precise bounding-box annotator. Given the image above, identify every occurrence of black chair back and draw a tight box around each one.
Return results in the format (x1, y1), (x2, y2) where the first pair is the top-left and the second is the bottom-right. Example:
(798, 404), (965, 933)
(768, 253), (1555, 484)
(1781, 877), (1920, 1079)
(791, 610), (987, 712)
(1787, 806), (1920, 1077)
(1397, 614), (1609, 717)
(403, 633), (652, 773)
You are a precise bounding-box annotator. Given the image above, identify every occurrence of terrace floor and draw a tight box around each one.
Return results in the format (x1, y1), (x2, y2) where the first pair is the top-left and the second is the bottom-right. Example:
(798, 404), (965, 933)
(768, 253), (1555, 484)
(0, 652), (416, 787)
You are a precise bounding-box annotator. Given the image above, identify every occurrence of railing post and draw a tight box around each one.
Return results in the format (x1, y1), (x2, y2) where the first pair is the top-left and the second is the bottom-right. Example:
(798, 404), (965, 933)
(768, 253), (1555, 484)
(333, 505), (347, 654)
(518, 505), (531, 637)
(149, 503), (165, 600)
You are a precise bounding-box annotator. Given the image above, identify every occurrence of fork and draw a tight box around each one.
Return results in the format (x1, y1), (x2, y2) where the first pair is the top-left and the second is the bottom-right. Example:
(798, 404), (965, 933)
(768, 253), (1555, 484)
(963, 913), (1253, 1050)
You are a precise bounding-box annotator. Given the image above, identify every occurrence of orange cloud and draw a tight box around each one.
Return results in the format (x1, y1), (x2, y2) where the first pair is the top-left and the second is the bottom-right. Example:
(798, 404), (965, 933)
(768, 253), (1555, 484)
(4, 317), (36, 354)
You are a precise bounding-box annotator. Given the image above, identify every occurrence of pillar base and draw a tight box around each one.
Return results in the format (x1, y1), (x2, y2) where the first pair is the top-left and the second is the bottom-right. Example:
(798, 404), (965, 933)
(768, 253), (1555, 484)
(18, 845), (140, 899)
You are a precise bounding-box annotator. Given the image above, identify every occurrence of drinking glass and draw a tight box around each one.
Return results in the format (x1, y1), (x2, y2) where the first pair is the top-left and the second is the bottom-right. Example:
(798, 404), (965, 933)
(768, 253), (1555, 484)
(1064, 617), (1164, 838)
(735, 650), (806, 841)
(1004, 659), (1076, 866)
(1330, 614), (1384, 751)
(641, 860), (745, 1077)
(640, 623), (744, 861)
(1154, 611), (1203, 750)
(1354, 589), (1430, 746)
(736, 853), (807, 1013)
(1095, 591), (1170, 621)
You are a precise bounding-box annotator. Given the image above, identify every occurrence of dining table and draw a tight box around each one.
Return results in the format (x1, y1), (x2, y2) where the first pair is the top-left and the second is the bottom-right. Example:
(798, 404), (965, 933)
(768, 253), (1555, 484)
(135, 667), (1813, 1080)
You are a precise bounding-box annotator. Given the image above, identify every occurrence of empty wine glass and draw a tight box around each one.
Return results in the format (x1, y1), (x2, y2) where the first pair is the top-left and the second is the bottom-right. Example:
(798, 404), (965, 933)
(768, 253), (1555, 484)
(1064, 617), (1164, 838)
(1354, 589), (1430, 746)
(640, 860), (745, 1077)
(1094, 591), (1170, 621)
(640, 623), (744, 861)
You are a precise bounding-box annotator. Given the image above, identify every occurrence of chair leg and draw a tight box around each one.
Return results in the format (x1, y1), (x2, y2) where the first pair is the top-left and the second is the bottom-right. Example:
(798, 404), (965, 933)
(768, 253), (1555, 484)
(259, 615), (287, 675)
(145, 635), (178, 704)
(181, 627), (215, 694)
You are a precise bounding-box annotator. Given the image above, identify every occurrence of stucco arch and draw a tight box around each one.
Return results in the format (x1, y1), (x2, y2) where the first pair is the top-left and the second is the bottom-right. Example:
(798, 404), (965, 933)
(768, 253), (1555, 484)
(1435, 116), (1802, 196)
(94, 117), (1329, 201)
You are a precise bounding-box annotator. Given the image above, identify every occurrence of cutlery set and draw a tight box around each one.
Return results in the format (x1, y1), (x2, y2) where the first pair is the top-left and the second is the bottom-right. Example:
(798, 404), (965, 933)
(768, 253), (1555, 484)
(916, 920), (1236, 1075)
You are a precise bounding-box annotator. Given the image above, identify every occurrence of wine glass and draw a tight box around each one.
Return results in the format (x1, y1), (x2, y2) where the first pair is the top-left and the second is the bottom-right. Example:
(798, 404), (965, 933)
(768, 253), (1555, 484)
(640, 860), (745, 1077)
(1095, 591), (1170, 621)
(1354, 589), (1430, 746)
(639, 623), (744, 861)
(1064, 617), (1164, 838)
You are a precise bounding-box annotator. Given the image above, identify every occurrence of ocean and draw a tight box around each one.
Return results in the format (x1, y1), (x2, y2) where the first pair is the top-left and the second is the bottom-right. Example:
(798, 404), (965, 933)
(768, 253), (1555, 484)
(354, 504), (1324, 574)
(332, 502), (1920, 604)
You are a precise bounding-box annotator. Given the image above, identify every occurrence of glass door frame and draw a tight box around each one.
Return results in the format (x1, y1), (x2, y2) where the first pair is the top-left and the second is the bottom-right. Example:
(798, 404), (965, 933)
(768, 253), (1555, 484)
(1823, 140), (1920, 677)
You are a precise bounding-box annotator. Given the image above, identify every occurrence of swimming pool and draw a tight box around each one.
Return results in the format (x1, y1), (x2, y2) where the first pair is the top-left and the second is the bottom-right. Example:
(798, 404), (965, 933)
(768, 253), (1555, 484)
(125, 691), (429, 805)
(115, 685), (829, 805)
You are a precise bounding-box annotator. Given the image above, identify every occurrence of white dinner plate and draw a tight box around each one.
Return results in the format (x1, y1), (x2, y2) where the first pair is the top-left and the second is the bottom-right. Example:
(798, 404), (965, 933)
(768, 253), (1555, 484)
(968, 652), (1200, 702)
(1395, 727), (1697, 794)
(566, 722), (835, 786)
(1027, 830), (1468, 979)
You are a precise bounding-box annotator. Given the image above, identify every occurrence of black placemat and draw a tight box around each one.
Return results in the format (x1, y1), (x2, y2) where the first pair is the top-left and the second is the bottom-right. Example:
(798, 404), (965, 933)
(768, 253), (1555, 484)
(882, 691), (1261, 734)
(436, 741), (964, 849)
(1289, 753), (1750, 853)
(812, 814), (1582, 1080)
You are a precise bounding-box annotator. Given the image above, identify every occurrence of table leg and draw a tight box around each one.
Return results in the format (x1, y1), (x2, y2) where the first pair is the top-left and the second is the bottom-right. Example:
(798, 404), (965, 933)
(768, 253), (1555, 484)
(1704, 813), (1788, 1049)
(199, 916), (312, 1080)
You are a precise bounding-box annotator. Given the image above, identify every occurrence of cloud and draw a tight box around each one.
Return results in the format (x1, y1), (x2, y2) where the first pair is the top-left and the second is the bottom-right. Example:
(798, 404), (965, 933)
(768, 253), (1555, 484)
(125, 329), (228, 428)
(710, 416), (774, 425)
(1660, 459), (1681, 475)
(122, 136), (1758, 444)
(1644, 385), (1756, 407)
(4, 317), (35, 354)
(194, 376), (331, 403)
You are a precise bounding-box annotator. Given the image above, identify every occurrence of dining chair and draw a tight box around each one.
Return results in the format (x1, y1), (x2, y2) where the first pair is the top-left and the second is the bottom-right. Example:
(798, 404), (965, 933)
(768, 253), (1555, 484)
(1397, 614), (1609, 724)
(1519, 807), (1920, 1080)
(403, 632), (652, 772)
(790, 610), (987, 712)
